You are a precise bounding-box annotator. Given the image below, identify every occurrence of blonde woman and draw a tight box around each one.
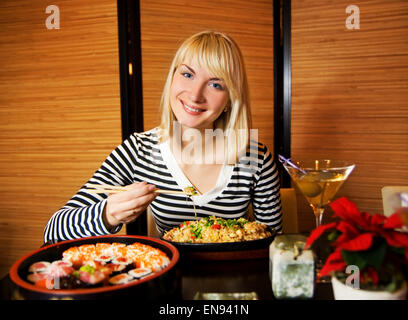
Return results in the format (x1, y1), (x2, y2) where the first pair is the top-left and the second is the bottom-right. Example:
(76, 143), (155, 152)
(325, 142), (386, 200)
(44, 31), (282, 242)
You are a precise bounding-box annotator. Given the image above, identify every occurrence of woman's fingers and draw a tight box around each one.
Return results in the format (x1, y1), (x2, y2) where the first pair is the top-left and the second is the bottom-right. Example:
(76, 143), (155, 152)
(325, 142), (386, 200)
(110, 192), (156, 221)
(103, 181), (157, 228)
(110, 182), (155, 200)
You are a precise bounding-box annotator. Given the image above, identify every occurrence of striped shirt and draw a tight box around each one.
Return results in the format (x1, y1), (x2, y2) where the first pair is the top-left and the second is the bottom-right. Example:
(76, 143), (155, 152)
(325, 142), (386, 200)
(44, 128), (282, 243)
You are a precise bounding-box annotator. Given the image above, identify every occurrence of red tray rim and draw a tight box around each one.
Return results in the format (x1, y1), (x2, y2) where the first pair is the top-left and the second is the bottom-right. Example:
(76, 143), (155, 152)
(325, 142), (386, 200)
(9, 235), (179, 296)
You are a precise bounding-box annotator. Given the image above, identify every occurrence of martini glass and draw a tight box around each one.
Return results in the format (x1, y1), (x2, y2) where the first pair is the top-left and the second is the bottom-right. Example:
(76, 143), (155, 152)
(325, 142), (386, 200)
(280, 158), (355, 227)
(280, 157), (355, 280)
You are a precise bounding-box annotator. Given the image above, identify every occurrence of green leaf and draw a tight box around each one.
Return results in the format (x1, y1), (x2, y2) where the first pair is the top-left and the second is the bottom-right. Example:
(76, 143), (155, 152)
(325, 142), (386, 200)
(389, 246), (405, 256)
(217, 218), (227, 226)
(384, 280), (397, 293)
(203, 216), (213, 227)
(341, 250), (367, 270)
(341, 240), (387, 270)
(327, 230), (340, 242)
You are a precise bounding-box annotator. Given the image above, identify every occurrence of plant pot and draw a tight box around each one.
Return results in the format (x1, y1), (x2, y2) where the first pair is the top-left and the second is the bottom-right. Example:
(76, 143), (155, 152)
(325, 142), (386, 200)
(331, 276), (407, 300)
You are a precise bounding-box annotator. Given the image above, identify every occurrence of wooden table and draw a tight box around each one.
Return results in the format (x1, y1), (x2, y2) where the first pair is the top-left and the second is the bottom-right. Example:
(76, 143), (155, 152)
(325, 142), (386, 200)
(1, 247), (333, 301)
(179, 249), (334, 300)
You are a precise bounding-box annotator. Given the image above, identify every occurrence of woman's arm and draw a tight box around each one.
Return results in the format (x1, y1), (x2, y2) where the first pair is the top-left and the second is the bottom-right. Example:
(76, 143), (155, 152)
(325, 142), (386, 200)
(251, 145), (283, 233)
(43, 134), (155, 243)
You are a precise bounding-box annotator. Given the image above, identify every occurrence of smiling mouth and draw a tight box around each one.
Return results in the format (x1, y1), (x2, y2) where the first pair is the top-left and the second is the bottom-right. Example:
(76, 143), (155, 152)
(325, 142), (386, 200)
(182, 101), (205, 114)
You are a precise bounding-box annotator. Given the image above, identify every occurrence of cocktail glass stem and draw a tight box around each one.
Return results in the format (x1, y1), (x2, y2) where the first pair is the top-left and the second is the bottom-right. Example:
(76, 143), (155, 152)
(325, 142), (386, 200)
(313, 207), (325, 227)
(312, 206), (330, 282)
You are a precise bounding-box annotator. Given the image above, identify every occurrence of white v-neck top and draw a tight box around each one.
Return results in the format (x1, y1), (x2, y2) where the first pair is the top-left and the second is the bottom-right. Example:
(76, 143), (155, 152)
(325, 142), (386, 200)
(159, 140), (234, 207)
(44, 128), (282, 242)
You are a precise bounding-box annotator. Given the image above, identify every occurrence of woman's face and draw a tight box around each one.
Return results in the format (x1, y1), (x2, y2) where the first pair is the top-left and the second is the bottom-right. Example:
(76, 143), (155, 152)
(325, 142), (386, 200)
(170, 60), (229, 131)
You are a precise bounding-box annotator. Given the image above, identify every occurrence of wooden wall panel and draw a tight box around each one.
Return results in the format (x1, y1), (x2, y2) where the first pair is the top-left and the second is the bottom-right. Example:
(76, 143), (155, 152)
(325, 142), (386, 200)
(292, 0), (408, 231)
(140, 0), (275, 151)
(0, 0), (122, 277)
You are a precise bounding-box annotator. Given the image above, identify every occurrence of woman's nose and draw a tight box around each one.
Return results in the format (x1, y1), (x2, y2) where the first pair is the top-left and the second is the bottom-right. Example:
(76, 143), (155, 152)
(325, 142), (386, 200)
(189, 82), (206, 103)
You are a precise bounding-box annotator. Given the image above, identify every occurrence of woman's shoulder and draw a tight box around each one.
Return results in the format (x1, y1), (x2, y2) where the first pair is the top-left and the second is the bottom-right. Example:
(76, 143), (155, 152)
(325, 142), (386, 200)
(247, 139), (270, 157)
(128, 127), (161, 144)
(118, 128), (162, 155)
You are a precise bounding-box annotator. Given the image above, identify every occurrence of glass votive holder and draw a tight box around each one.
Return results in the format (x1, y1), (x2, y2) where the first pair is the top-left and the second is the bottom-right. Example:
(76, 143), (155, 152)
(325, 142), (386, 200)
(269, 234), (315, 299)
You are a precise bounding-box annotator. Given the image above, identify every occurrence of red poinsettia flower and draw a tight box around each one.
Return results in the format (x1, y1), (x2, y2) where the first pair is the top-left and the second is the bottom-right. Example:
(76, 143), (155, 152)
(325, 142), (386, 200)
(361, 267), (379, 286)
(318, 250), (346, 278)
(305, 197), (408, 279)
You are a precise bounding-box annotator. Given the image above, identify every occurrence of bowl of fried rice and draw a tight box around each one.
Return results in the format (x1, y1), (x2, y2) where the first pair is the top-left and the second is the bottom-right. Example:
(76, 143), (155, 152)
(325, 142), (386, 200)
(161, 216), (276, 252)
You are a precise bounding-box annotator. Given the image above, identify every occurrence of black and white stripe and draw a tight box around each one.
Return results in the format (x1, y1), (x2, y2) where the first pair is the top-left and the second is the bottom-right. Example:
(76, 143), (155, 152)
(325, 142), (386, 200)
(44, 128), (282, 243)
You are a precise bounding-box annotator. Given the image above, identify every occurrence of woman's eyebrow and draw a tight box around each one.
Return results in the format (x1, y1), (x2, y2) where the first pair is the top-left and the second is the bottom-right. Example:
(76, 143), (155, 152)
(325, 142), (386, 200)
(181, 64), (196, 75)
(181, 64), (223, 82)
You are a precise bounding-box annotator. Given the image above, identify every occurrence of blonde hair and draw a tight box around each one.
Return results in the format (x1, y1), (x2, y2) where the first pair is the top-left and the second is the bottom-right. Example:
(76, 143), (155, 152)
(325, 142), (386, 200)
(159, 31), (252, 164)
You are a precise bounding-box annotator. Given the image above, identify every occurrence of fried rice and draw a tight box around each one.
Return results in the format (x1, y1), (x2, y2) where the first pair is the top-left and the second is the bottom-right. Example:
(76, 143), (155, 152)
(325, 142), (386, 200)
(162, 216), (272, 243)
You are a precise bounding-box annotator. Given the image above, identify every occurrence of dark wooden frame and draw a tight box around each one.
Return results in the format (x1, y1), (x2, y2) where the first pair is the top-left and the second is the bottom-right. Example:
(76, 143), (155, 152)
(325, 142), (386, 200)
(274, 0), (292, 188)
(117, 0), (293, 234)
(117, 0), (146, 235)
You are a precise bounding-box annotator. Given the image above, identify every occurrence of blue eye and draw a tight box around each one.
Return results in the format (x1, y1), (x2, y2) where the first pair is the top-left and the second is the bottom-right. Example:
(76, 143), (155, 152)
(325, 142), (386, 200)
(182, 72), (193, 79)
(210, 82), (224, 90)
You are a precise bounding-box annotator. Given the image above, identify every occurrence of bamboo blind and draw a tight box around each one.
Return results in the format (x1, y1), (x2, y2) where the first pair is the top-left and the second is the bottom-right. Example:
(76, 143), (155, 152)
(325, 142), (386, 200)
(0, 0), (122, 277)
(139, 0), (275, 151)
(292, 0), (408, 231)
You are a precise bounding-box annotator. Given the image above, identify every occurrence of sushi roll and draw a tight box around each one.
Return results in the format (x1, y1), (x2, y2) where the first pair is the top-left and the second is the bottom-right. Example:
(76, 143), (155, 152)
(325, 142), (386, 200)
(27, 272), (48, 283)
(34, 277), (55, 289)
(51, 260), (72, 268)
(27, 260), (74, 289)
(140, 253), (170, 272)
(28, 261), (51, 273)
(79, 271), (106, 287)
(27, 272), (55, 290)
(78, 244), (97, 264)
(62, 246), (83, 268)
(139, 260), (162, 273)
(47, 263), (74, 278)
(108, 263), (126, 274)
(95, 242), (113, 257)
(128, 268), (152, 279)
(148, 255), (170, 269)
(111, 242), (126, 248)
(110, 242), (127, 259)
(158, 255), (170, 269)
(109, 256), (133, 274)
(94, 254), (113, 264)
(109, 273), (132, 285)
(112, 256), (132, 265)
(125, 246), (141, 262)
(77, 265), (107, 287)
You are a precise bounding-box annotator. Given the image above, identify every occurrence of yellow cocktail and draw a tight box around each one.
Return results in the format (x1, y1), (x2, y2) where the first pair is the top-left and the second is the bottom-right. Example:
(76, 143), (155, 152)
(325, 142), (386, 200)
(281, 158), (355, 227)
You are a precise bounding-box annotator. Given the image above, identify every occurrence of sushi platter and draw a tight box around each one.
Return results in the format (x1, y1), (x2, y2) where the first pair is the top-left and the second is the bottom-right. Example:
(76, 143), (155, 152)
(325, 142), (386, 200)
(9, 235), (180, 300)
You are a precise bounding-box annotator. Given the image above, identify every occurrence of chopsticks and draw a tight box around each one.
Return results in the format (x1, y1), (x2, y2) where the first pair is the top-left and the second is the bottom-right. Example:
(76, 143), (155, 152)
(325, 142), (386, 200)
(85, 183), (188, 195)
(154, 189), (187, 195)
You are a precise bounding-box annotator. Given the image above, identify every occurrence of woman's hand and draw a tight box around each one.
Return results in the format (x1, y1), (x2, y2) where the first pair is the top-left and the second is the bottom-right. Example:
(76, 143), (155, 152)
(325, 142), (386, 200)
(102, 181), (157, 230)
